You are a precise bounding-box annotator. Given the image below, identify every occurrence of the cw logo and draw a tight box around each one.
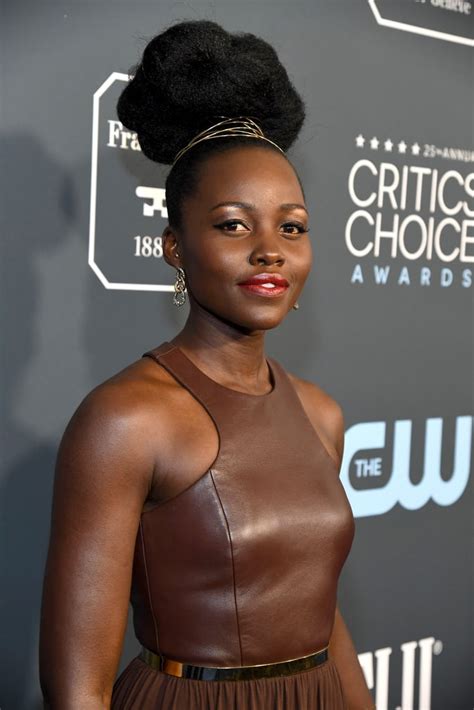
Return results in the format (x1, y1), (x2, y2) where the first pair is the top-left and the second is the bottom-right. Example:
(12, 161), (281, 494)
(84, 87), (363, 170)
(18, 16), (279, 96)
(340, 416), (472, 517)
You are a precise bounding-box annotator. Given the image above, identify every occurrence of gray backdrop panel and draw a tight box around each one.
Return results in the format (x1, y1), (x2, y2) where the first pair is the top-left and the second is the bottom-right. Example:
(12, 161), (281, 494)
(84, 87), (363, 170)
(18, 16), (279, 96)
(1, 1), (472, 708)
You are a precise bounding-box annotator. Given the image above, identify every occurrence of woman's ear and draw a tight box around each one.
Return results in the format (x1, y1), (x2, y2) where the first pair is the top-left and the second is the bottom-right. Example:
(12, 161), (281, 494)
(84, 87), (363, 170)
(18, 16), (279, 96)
(162, 226), (182, 268)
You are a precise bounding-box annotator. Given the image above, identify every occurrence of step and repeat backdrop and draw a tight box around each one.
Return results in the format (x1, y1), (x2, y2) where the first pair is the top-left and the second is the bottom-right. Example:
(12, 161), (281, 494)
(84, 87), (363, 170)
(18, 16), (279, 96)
(1, 1), (472, 708)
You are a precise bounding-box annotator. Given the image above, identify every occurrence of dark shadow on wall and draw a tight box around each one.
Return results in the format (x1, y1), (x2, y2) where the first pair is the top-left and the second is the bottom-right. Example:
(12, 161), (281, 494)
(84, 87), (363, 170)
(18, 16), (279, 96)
(0, 134), (75, 709)
(0, 134), (189, 707)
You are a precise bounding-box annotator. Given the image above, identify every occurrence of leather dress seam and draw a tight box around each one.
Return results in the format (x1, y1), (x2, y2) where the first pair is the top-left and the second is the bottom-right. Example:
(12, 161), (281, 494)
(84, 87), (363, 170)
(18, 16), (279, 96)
(140, 469), (215, 516)
(139, 519), (160, 654)
(140, 349), (224, 519)
(209, 469), (244, 666)
(143, 342), (176, 359)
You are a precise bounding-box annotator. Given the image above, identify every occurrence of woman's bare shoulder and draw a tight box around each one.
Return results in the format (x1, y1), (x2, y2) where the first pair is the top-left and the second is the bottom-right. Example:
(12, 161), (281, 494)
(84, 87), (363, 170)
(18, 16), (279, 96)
(286, 370), (342, 415)
(77, 352), (182, 427)
(58, 354), (184, 482)
(285, 370), (345, 468)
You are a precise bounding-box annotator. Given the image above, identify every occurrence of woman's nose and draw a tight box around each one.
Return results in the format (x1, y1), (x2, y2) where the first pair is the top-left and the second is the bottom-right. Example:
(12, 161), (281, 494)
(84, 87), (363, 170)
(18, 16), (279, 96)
(248, 231), (285, 266)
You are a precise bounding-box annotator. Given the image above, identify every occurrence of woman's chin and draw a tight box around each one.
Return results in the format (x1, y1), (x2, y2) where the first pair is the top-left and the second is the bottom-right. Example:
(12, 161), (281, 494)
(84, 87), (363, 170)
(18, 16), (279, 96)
(232, 311), (290, 333)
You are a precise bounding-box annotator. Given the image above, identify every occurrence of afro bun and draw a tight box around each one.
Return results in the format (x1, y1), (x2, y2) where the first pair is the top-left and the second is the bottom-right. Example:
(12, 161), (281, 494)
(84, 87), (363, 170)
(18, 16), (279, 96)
(117, 19), (305, 165)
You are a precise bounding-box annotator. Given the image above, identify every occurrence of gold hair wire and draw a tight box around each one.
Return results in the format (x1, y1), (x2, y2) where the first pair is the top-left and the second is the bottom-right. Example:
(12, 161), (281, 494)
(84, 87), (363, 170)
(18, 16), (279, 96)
(171, 116), (285, 167)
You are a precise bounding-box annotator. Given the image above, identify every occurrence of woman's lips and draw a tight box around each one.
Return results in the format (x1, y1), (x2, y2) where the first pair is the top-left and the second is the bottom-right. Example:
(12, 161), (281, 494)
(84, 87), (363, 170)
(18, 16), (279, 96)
(237, 274), (289, 298)
(239, 281), (288, 298)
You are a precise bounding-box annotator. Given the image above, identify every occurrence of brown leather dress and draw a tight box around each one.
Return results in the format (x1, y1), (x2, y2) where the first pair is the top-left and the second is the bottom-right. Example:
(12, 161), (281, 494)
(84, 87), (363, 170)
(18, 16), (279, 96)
(111, 342), (355, 709)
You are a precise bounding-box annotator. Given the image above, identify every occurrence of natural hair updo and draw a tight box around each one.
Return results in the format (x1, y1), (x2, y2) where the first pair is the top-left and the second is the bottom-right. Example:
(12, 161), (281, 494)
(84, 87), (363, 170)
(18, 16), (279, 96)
(117, 19), (306, 229)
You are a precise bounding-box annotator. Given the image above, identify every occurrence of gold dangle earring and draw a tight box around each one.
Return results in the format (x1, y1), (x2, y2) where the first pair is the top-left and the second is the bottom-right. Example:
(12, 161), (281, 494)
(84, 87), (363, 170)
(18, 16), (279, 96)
(173, 266), (187, 306)
(173, 265), (187, 306)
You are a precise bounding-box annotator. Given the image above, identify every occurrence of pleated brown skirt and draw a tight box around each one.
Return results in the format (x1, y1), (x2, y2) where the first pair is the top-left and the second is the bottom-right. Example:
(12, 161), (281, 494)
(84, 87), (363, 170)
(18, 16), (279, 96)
(111, 653), (347, 709)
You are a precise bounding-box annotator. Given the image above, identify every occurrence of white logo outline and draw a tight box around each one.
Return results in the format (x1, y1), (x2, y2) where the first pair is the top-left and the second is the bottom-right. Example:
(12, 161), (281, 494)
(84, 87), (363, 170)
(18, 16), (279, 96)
(368, 0), (474, 47)
(89, 72), (173, 292)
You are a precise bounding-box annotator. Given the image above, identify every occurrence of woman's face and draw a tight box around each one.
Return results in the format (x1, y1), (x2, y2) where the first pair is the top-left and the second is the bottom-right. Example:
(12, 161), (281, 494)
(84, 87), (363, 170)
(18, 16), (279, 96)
(164, 145), (312, 332)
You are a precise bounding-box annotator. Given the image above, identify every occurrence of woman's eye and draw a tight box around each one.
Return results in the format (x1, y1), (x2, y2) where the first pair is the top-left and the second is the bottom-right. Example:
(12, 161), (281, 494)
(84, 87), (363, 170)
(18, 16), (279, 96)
(281, 222), (310, 236)
(214, 220), (310, 236)
(214, 220), (249, 232)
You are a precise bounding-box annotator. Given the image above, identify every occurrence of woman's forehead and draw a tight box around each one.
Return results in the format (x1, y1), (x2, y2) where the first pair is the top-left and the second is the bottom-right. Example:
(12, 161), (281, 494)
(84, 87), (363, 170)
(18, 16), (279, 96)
(191, 146), (304, 205)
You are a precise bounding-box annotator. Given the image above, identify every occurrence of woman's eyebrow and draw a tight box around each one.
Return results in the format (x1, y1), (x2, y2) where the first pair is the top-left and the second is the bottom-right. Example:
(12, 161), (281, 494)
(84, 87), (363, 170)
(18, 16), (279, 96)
(281, 203), (308, 213)
(210, 201), (254, 211)
(210, 201), (307, 212)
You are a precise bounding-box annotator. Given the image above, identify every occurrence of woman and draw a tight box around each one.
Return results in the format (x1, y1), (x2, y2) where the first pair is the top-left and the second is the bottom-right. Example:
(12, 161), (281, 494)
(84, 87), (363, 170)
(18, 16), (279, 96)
(39, 19), (375, 710)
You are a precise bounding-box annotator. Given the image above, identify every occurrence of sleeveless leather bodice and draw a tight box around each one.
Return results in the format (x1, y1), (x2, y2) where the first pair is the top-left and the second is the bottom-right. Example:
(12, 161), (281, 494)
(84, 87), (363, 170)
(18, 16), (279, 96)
(130, 341), (355, 666)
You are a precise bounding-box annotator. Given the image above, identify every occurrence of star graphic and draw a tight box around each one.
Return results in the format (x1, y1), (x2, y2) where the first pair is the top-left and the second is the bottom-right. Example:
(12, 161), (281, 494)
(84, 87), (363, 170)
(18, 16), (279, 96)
(398, 140), (407, 154)
(384, 139), (393, 151)
(411, 142), (421, 155)
(355, 134), (365, 148)
(370, 136), (379, 150)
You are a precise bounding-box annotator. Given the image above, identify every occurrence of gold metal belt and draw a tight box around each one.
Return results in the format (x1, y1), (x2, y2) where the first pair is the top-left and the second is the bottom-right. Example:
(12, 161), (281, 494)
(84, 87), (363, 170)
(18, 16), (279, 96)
(139, 644), (329, 681)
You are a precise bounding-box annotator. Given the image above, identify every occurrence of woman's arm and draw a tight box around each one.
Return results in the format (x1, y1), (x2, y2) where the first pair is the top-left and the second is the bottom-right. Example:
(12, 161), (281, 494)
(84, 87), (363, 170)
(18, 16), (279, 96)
(39, 382), (156, 708)
(288, 375), (375, 709)
(325, 397), (375, 709)
(329, 605), (375, 710)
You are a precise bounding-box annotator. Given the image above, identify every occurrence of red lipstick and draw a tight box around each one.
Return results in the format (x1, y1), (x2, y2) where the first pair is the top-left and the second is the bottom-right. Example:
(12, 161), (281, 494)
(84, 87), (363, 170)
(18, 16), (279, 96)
(238, 273), (289, 298)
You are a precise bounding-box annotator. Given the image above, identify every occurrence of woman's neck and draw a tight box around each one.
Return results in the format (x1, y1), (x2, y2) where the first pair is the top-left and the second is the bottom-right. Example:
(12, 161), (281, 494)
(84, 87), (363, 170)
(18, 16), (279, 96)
(170, 305), (271, 395)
